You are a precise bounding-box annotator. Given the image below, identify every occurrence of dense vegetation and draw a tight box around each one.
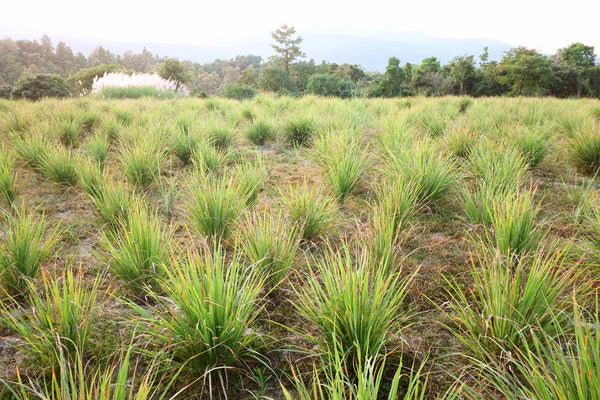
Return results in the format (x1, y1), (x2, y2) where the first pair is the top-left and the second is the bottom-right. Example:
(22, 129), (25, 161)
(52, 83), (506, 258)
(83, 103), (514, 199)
(0, 95), (599, 399)
(1, 31), (599, 99)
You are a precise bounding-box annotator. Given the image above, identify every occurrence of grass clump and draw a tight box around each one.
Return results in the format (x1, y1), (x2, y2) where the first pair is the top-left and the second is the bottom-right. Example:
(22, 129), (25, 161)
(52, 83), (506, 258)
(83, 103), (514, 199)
(230, 155), (266, 206)
(0, 207), (60, 298)
(0, 147), (17, 205)
(512, 128), (550, 168)
(186, 174), (248, 242)
(98, 206), (173, 295)
(311, 130), (370, 202)
(245, 120), (273, 146)
(131, 246), (264, 381)
(384, 139), (459, 208)
(444, 248), (581, 362)
(0, 268), (105, 366)
(120, 139), (166, 187)
(467, 143), (528, 190)
(294, 246), (416, 375)
(208, 125), (235, 150)
(191, 140), (229, 173)
(279, 182), (337, 241)
(284, 117), (316, 147)
(85, 134), (109, 168)
(237, 211), (300, 289)
(39, 146), (81, 187)
(87, 180), (138, 232)
(171, 127), (201, 166)
(570, 130), (600, 174)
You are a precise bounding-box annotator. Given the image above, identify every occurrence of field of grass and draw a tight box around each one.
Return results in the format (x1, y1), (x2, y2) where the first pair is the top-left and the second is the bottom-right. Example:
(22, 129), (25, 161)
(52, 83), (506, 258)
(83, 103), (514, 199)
(0, 95), (599, 399)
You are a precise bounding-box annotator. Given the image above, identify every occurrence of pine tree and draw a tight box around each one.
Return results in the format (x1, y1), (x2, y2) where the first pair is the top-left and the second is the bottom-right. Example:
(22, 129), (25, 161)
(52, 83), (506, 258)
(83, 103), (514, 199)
(270, 24), (305, 74)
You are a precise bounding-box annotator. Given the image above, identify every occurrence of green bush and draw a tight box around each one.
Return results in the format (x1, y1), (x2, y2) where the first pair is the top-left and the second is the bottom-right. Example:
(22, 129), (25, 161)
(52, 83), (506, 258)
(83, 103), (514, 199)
(306, 74), (359, 98)
(259, 66), (294, 93)
(222, 83), (257, 100)
(11, 74), (72, 100)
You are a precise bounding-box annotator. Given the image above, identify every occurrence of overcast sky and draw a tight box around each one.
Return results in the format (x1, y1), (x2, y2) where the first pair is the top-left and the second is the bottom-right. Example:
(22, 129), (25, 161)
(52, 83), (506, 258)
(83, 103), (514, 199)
(2, 0), (599, 55)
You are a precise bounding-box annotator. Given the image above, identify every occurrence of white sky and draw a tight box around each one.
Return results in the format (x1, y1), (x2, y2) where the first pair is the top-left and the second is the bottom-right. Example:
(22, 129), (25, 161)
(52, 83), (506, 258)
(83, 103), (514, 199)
(2, 0), (599, 55)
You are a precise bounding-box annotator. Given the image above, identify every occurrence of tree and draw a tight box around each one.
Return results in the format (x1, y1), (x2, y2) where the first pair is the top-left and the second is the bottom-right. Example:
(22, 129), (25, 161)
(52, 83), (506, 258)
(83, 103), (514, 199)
(11, 73), (71, 100)
(497, 47), (552, 96)
(87, 46), (116, 67)
(159, 58), (191, 90)
(259, 66), (294, 93)
(377, 57), (406, 97)
(238, 65), (258, 87)
(448, 55), (476, 95)
(552, 43), (597, 97)
(269, 24), (305, 74)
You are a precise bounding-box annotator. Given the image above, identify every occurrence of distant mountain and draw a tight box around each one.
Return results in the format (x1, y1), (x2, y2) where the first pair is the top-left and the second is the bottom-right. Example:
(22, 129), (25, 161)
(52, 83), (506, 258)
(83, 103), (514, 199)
(5, 27), (515, 71)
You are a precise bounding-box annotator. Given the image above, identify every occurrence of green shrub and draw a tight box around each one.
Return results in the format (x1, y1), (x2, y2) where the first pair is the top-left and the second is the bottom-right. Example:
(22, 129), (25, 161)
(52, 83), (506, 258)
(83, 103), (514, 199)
(306, 74), (359, 98)
(11, 74), (71, 100)
(222, 82), (257, 100)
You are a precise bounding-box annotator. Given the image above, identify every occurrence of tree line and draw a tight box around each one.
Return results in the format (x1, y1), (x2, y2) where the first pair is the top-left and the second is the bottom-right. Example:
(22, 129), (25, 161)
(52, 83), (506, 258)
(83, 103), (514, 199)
(1, 27), (599, 100)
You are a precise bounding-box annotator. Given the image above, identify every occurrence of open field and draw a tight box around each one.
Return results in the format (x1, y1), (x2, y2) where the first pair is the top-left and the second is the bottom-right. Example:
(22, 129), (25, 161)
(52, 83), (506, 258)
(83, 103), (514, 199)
(0, 95), (600, 399)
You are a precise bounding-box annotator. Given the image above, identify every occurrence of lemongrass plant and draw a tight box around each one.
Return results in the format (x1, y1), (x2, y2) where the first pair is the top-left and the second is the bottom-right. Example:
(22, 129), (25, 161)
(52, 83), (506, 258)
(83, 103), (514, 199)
(237, 210), (300, 289)
(279, 181), (338, 241)
(0, 146), (17, 205)
(0, 207), (60, 299)
(98, 205), (173, 295)
(186, 173), (248, 242)
(311, 129), (370, 202)
(130, 245), (265, 381)
(0, 267), (106, 367)
(442, 247), (580, 362)
(294, 246), (417, 375)
(39, 145), (81, 187)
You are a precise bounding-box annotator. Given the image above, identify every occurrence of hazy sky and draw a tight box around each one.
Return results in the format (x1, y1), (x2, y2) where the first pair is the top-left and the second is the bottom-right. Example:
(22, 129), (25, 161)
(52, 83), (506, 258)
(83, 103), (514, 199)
(2, 0), (599, 54)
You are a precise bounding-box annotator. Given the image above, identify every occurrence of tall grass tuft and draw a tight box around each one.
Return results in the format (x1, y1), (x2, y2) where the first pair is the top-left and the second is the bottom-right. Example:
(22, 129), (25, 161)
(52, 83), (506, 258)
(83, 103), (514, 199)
(87, 180), (138, 232)
(85, 134), (109, 169)
(208, 125), (235, 151)
(120, 139), (165, 187)
(279, 182), (337, 241)
(0, 147), (17, 205)
(384, 139), (459, 208)
(191, 140), (229, 173)
(443, 126), (478, 159)
(443, 248), (579, 361)
(230, 155), (266, 206)
(237, 211), (300, 289)
(570, 130), (600, 174)
(245, 120), (273, 146)
(512, 128), (550, 168)
(368, 180), (420, 271)
(284, 116), (316, 147)
(294, 246), (416, 374)
(0, 268), (105, 366)
(0, 207), (60, 298)
(171, 127), (201, 166)
(131, 245), (264, 379)
(467, 143), (528, 190)
(186, 174), (248, 242)
(311, 130), (370, 202)
(464, 183), (541, 259)
(12, 132), (50, 173)
(470, 300), (600, 400)
(58, 117), (81, 147)
(98, 206), (173, 295)
(39, 146), (81, 187)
